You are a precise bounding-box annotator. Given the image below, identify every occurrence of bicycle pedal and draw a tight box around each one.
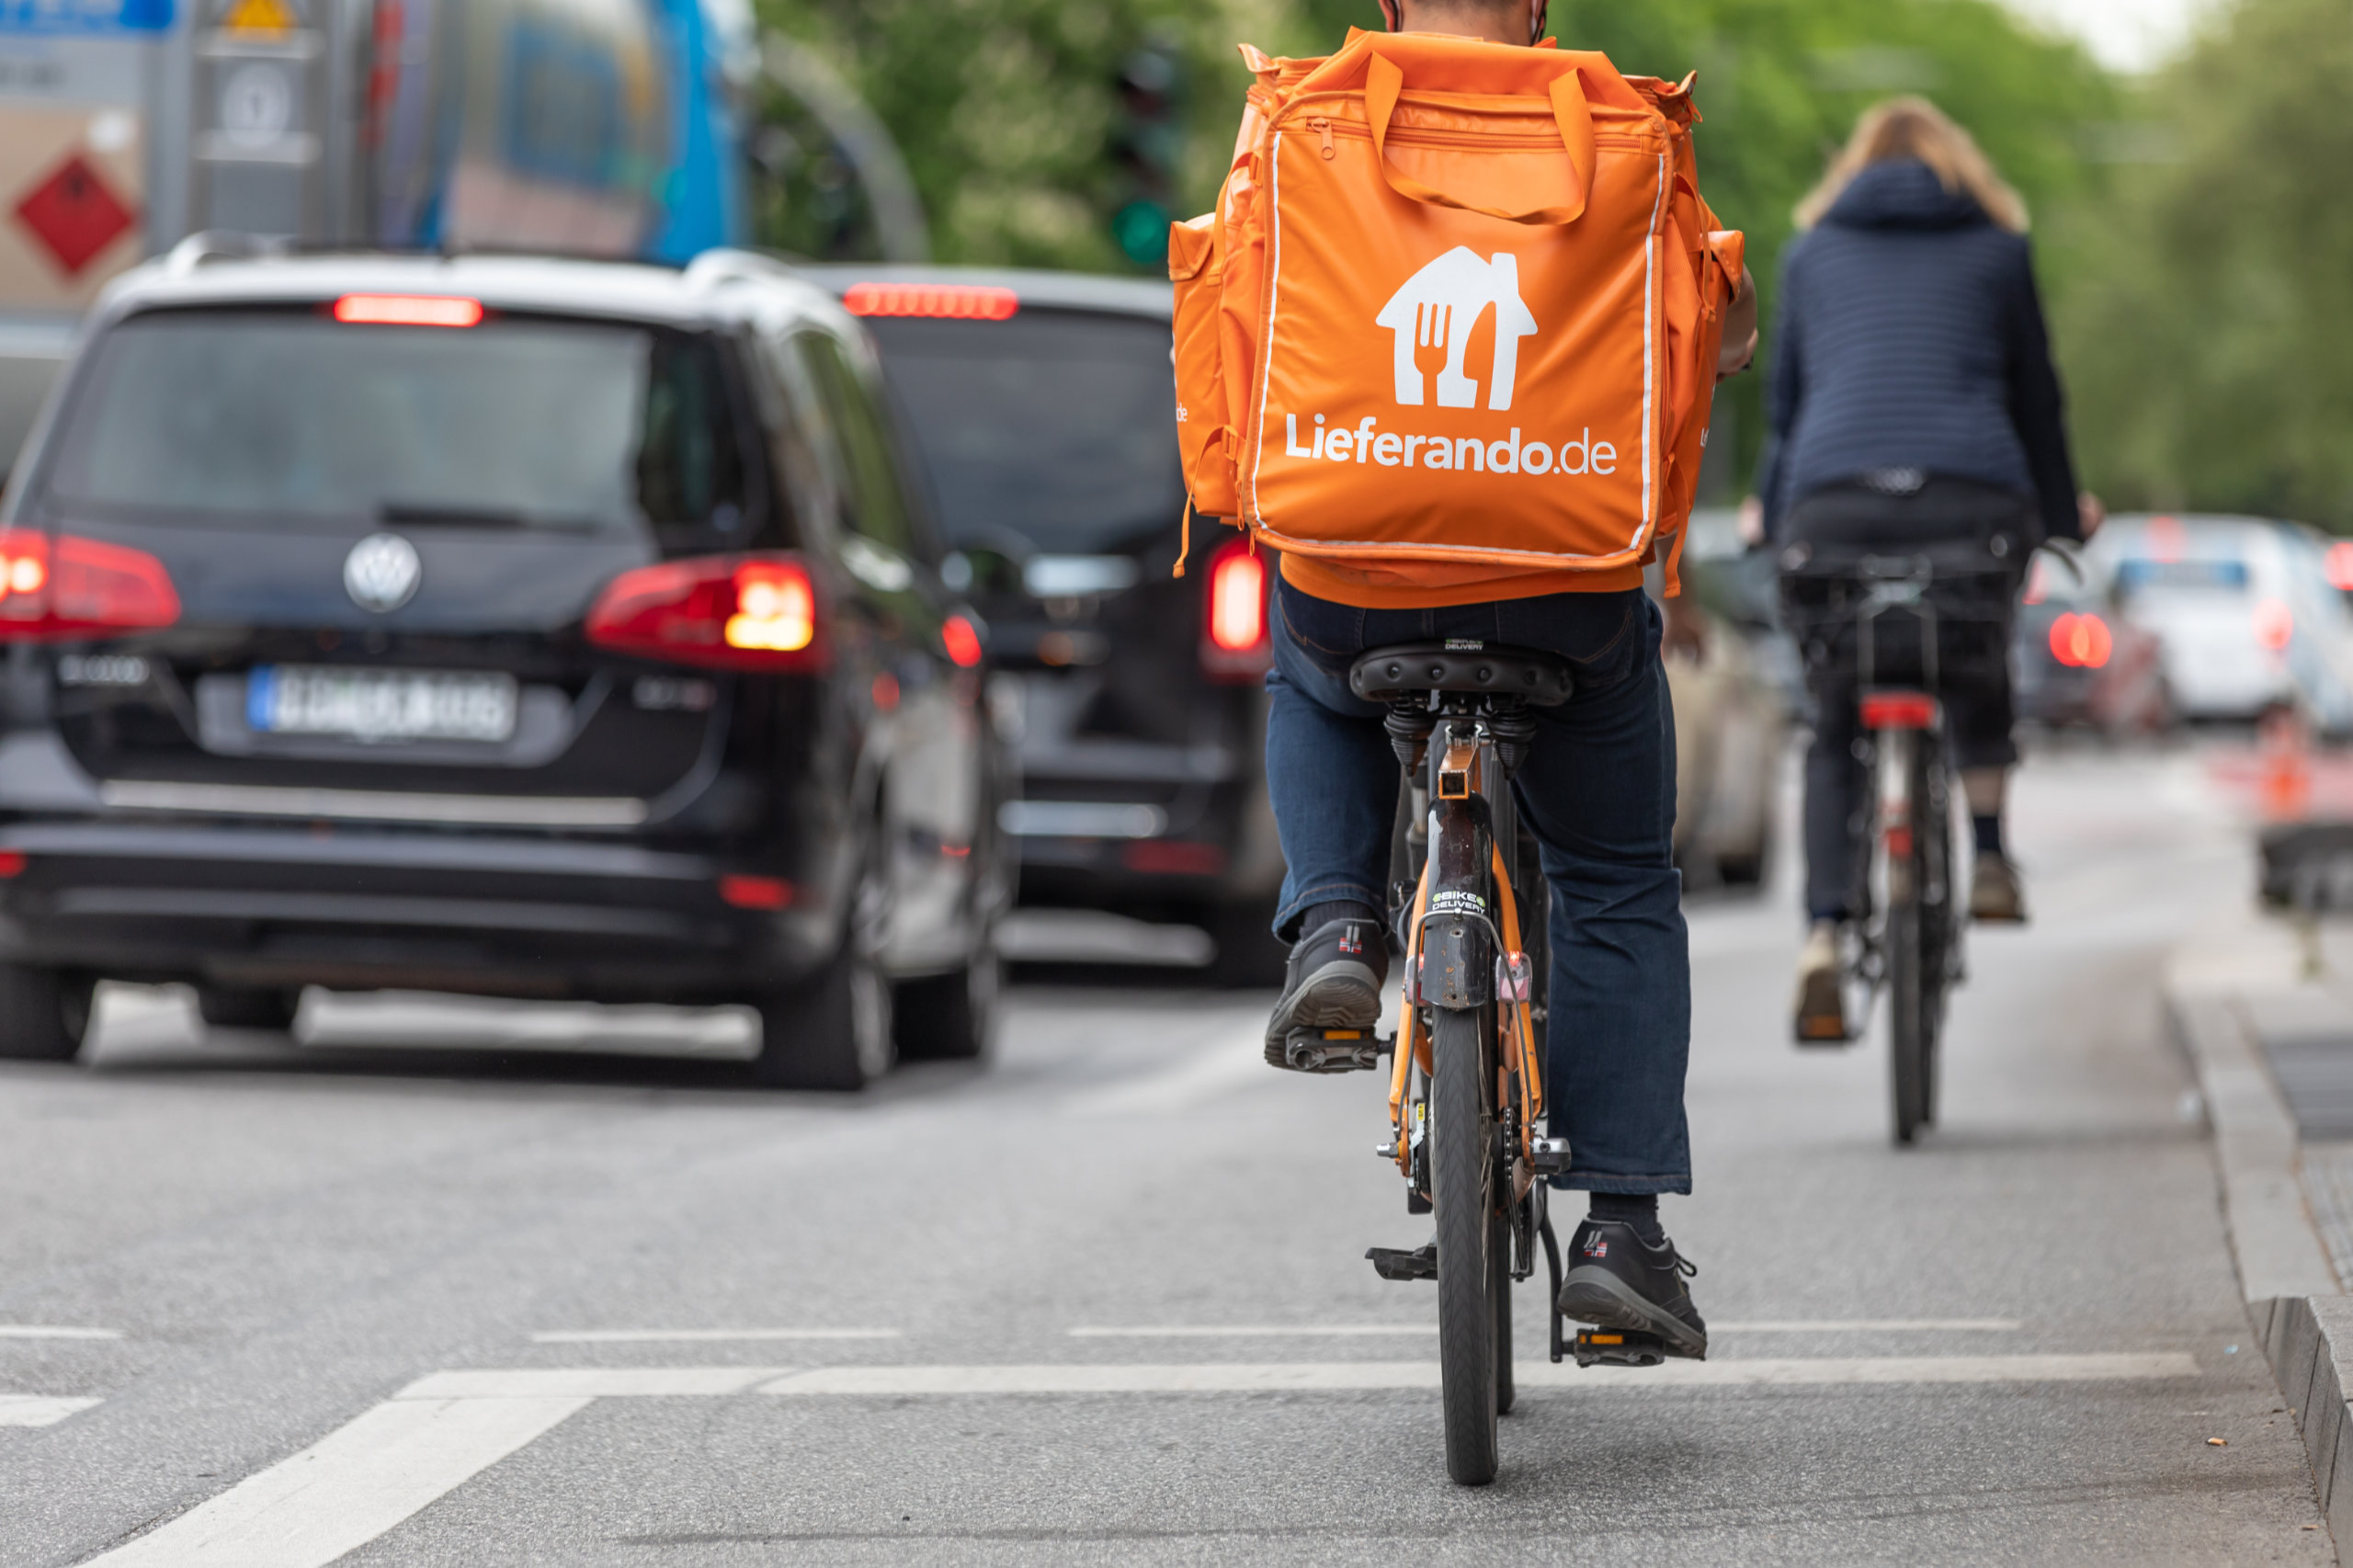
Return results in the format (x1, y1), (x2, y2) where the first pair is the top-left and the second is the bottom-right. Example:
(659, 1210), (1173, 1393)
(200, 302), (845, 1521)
(1529, 1136), (1571, 1176)
(1284, 1029), (1392, 1074)
(1366, 1243), (1438, 1282)
(1571, 1328), (1669, 1369)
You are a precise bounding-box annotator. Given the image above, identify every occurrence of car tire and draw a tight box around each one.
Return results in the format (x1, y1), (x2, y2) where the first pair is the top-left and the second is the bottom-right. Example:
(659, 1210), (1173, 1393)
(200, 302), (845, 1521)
(893, 947), (998, 1062)
(751, 835), (895, 1091)
(0, 966), (95, 1062)
(1206, 898), (1289, 989)
(196, 986), (299, 1032)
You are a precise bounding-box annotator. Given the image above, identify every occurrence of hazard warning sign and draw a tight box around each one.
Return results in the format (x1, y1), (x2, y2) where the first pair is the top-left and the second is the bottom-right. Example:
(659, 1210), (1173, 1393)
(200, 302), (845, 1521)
(218, 0), (298, 36)
(12, 153), (135, 278)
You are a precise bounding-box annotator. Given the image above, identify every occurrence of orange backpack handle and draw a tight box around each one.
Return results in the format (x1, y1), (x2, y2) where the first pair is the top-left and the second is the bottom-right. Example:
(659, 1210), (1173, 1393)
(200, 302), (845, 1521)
(1363, 53), (1597, 226)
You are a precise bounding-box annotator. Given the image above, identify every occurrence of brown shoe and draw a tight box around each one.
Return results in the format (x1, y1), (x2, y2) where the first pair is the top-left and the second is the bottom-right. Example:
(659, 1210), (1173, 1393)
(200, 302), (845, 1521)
(1971, 854), (2028, 923)
(1792, 923), (1847, 1045)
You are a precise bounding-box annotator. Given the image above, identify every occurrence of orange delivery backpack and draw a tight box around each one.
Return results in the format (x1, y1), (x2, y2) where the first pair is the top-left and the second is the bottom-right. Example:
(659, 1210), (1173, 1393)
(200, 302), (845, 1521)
(1169, 29), (1744, 597)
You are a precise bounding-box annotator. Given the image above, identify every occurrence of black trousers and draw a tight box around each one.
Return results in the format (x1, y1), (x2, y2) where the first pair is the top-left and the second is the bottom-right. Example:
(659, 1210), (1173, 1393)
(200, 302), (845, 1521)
(1778, 479), (2031, 922)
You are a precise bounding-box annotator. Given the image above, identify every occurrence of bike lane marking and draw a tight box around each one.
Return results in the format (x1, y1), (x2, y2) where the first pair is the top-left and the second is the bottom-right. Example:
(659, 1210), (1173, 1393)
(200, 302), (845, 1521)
(67, 1354), (2198, 1565)
(2, 1395), (101, 1427)
(0, 1326), (121, 1340)
(530, 1328), (900, 1344)
(1068, 1319), (2025, 1337)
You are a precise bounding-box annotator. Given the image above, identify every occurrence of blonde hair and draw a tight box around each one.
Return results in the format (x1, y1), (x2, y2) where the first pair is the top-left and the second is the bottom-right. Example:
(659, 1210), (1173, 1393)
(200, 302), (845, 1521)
(1794, 97), (2028, 233)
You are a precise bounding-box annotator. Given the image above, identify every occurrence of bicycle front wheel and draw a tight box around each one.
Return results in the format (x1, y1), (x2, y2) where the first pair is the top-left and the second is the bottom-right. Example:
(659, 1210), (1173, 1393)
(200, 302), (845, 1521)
(1432, 1003), (1501, 1485)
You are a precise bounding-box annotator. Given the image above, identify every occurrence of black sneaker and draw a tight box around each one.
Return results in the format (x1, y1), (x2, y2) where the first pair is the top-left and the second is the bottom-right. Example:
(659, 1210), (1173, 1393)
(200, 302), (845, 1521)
(1554, 1220), (1707, 1359)
(1262, 915), (1388, 1069)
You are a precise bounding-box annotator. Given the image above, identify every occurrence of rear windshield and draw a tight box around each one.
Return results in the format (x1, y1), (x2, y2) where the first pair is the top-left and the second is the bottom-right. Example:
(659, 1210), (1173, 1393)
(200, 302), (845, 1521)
(862, 310), (1179, 555)
(40, 309), (758, 543)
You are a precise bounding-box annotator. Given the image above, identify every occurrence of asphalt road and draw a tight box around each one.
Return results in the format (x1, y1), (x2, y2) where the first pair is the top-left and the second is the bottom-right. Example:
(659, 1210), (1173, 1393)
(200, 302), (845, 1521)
(0, 745), (2334, 1565)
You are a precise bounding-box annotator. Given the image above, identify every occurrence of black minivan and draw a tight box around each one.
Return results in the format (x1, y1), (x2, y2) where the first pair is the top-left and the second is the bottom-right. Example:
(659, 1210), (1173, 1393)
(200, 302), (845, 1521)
(799, 267), (1285, 983)
(0, 245), (1006, 1088)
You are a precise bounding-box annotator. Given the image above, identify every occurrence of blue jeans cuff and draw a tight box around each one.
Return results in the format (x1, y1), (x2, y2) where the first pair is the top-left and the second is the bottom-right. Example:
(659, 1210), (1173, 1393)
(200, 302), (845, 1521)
(1549, 1175), (1693, 1195)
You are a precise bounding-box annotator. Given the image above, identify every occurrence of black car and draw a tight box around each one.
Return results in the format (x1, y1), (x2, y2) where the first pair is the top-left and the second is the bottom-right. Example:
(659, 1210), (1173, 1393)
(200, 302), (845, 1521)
(797, 267), (1285, 983)
(0, 246), (1006, 1088)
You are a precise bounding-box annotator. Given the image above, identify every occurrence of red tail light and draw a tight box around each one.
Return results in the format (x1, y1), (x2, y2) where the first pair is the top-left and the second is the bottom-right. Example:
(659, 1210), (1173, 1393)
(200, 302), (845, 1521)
(718, 874), (794, 910)
(1859, 690), (1937, 730)
(585, 553), (826, 672)
(842, 282), (1018, 321)
(1200, 538), (1270, 681)
(333, 294), (484, 327)
(2255, 597), (2295, 652)
(2048, 612), (2114, 669)
(0, 529), (179, 641)
(2328, 542), (2353, 592)
(941, 613), (983, 668)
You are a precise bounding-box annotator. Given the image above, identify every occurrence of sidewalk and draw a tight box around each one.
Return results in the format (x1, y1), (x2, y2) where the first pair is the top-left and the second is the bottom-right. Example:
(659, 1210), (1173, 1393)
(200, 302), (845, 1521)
(2169, 910), (2353, 1550)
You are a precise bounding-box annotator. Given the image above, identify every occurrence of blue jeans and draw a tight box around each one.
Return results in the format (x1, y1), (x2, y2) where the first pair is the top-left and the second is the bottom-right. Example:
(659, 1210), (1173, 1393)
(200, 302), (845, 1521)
(1266, 579), (1692, 1195)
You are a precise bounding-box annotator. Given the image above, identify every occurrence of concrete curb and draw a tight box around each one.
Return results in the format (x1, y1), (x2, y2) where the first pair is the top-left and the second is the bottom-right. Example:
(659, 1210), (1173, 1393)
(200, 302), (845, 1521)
(2167, 947), (2351, 1549)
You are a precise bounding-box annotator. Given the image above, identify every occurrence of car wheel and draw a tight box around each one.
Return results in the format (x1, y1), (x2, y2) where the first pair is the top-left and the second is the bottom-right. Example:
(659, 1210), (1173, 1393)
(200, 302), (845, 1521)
(751, 836), (895, 1091)
(1206, 898), (1289, 989)
(0, 966), (95, 1062)
(196, 986), (299, 1032)
(893, 946), (999, 1062)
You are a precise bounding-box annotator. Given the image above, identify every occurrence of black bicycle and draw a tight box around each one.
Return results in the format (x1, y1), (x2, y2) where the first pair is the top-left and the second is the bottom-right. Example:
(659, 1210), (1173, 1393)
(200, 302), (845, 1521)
(1786, 555), (2012, 1144)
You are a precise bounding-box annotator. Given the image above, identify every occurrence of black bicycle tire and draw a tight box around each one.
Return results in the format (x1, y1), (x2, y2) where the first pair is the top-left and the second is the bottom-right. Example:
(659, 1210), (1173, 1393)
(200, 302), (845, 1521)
(1890, 877), (1927, 1146)
(1433, 1003), (1501, 1484)
(1494, 1206), (1515, 1415)
(1917, 742), (1950, 1129)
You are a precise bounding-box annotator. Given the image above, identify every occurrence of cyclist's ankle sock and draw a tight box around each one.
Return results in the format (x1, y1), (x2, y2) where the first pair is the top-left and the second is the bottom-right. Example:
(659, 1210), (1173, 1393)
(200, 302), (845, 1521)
(1301, 900), (1381, 939)
(1587, 1193), (1664, 1245)
(1972, 814), (2005, 857)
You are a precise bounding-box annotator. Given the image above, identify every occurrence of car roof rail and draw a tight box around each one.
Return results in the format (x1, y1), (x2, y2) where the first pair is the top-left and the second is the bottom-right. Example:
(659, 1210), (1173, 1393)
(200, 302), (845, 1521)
(680, 248), (800, 291)
(164, 231), (287, 276)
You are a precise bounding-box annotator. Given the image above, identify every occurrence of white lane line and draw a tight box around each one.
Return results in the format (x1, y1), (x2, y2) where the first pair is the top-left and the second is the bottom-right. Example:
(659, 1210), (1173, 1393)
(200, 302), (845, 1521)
(1714, 1320), (2025, 1334)
(1068, 1319), (2022, 1338)
(82, 1395), (590, 1568)
(761, 1353), (2197, 1395)
(398, 1367), (790, 1399)
(1070, 1325), (1429, 1338)
(1063, 1021), (1271, 1118)
(0, 1394), (101, 1427)
(0, 1326), (120, 1340)
(530, 1329), (899, 1344)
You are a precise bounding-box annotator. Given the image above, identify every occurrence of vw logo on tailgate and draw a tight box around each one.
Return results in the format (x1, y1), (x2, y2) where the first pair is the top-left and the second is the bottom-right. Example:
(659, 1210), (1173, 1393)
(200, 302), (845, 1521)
(344, 533), (422, 613)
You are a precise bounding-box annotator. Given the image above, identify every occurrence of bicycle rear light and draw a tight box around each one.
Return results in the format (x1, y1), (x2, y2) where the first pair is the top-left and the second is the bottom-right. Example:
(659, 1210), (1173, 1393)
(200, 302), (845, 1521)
(1200, 537), (1270, 681)
(1859, 690), (1937, 729)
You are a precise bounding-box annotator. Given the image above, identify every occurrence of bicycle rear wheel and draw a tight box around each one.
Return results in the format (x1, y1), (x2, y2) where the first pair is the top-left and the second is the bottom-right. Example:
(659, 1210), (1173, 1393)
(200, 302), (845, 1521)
(1433, 1003), (1501, 1484)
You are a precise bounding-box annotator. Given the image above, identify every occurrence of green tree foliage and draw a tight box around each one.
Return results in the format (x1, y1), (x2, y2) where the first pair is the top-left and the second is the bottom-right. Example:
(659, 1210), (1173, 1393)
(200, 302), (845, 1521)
(2052, 0), (2353, 528)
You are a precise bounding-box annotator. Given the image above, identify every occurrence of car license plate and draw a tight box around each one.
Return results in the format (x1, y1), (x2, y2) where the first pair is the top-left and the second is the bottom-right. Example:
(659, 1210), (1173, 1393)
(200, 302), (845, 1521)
(246, 665), (518, 744)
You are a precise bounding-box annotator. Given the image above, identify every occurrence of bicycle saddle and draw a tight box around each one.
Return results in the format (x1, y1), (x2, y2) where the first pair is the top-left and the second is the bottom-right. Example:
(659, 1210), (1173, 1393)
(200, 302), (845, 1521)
(1347, 642), (1574, 707)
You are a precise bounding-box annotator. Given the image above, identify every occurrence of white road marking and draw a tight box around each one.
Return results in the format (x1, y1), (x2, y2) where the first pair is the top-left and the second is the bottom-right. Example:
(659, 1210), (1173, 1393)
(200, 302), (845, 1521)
(1714, 1320), (2025, 1334)
(1069, 1319), (2022, 1338)
(81, 1395), (590, 1568)
(1070, 1325), (1430, 1338)
(0, 1325), (120, 1340)
(1064, 1022), (1271, 1117)
(530, 1328), (899, 1344)
(90, 1351), (2200, 1566)
(397, 1367), (790, 1399)
(762, 1353), (2198, 1395)
(0, 1394), (101, 1427)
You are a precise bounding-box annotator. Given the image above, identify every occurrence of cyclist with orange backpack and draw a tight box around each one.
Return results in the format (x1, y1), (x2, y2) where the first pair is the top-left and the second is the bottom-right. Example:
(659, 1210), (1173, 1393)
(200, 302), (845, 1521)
(1177, 0), (1754, 1358)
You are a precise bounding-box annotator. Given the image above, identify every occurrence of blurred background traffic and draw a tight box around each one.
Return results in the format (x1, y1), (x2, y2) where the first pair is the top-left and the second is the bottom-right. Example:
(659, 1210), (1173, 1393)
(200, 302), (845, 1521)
(0, 0), (2344, 1084)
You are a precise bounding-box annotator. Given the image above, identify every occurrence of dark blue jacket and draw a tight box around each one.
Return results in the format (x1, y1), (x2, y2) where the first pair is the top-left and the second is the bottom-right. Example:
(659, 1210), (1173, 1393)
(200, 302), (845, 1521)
(1758, 159), (2079, 542)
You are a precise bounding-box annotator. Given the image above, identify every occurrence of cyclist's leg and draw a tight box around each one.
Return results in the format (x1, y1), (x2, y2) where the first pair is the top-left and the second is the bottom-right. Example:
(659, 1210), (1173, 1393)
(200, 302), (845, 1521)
(1796, 649), (1864, 1035)
(1948, 641), (2026, 921)
(1262, 585), (1402, 1053)
(1492, 592), (1707, 1354)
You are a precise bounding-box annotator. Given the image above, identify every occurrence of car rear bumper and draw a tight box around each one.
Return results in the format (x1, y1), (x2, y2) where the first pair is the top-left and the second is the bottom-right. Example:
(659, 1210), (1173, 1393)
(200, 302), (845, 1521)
(0, 820), (835, 999)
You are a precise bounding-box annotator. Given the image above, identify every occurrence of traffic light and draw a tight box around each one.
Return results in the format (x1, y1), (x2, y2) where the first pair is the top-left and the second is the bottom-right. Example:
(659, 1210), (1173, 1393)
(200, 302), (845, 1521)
(1110, 40), (1183, 268)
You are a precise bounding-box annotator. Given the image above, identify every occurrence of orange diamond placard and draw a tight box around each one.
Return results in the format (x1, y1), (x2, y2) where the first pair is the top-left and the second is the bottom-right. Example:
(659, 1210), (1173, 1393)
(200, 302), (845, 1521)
(14, 153), (136, 278)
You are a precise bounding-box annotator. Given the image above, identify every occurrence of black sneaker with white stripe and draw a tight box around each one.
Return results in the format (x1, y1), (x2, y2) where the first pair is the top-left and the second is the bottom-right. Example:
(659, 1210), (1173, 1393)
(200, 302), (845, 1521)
(1262, 913), (1388, 1069)
(1554, 1219), (1708, 1359)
